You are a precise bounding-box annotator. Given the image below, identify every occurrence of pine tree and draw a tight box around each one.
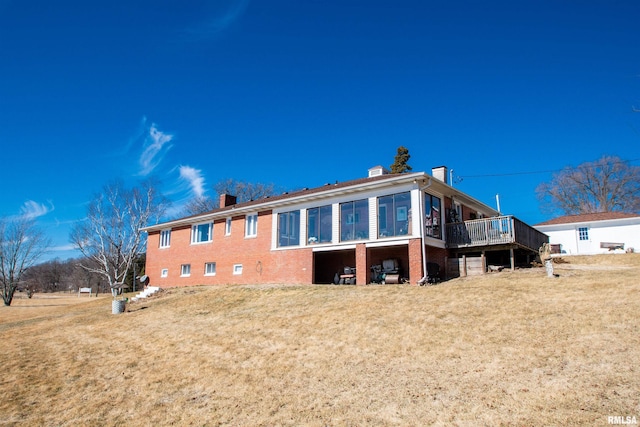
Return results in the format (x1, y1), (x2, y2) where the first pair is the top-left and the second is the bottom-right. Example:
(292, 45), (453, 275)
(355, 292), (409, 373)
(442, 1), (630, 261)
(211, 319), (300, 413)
(390, 146), (412, 174)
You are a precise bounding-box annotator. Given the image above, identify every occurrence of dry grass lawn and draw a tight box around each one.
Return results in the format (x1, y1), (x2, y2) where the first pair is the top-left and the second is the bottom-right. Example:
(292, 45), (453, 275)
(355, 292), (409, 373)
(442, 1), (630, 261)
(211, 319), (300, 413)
(1, 254), (639, 426)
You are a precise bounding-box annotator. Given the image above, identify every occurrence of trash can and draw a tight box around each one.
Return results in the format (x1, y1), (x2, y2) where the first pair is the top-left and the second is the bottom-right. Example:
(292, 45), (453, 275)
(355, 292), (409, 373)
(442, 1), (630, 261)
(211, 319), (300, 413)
(111, 299), (126, 314)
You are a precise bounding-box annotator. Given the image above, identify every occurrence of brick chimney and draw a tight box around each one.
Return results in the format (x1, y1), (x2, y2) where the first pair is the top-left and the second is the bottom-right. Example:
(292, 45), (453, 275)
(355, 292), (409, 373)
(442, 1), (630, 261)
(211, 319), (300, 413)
(219, 194), (237, 208)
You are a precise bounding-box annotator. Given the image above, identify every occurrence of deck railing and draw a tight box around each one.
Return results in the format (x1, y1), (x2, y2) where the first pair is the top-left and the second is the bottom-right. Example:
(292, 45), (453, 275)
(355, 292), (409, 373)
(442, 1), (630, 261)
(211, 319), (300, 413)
(445, 215), (548, 252)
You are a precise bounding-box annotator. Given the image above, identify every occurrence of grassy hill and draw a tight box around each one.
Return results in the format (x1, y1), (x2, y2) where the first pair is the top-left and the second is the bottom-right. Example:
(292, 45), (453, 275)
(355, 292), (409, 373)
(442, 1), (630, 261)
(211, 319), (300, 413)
(1, 254), (639, 426)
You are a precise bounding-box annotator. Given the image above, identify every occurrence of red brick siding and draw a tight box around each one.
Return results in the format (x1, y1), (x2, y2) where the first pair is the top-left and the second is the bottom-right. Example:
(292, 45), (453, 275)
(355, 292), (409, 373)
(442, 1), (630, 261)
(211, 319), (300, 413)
(145, 211), (314, 288)
(408, 238), (424, 285)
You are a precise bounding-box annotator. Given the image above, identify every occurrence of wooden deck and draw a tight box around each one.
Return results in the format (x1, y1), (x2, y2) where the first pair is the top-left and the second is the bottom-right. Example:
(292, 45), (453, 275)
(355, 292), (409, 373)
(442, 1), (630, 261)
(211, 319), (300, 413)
(445, 215), (548, 253)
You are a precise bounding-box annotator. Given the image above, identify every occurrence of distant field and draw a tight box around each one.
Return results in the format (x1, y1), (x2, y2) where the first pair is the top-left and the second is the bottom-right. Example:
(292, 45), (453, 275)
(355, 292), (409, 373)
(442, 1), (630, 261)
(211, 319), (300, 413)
(1, 254), (639, 426)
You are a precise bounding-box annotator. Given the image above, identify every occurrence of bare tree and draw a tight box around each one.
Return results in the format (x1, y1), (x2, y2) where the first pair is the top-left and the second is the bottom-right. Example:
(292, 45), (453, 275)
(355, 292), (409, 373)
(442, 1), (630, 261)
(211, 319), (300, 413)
(181, 196), (216, 217)
(22, 258), (77, 295)
(536, 156), (640, 215)
(181, 179), (278, 216)
(70, 180), (168, 298)
(0, 217), (51, 306)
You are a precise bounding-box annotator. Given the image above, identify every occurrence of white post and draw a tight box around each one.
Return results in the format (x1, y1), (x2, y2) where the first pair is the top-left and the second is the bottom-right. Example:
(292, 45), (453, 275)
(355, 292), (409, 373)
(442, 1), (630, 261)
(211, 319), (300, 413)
(545, 259), (554, 277)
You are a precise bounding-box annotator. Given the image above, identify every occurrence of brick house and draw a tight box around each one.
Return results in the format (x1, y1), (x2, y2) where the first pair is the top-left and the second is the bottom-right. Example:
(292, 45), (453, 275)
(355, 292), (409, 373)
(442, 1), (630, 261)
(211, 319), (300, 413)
(142, 166), (547, 287)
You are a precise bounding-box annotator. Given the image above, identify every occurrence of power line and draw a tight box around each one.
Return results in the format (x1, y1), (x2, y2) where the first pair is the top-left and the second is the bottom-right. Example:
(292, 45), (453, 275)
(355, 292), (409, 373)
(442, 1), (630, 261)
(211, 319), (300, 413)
(460, 157), (640, 179)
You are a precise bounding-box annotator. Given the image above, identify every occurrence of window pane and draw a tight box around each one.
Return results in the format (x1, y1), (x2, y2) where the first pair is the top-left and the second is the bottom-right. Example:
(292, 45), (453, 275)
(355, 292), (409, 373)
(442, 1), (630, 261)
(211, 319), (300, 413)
(425, 194), (442, 239)
(278, 211), (300, 247)
(378, 195), (393, 237)
(378, 192), (410, 238)
(319, 205), (332, 243)
(394, 192), (411, 236)
(307, 207), (318, 244)
(193, 223), (211, 243)
(354, 199), (368, 240)
(246, 214), (257, 236)
(340, 200), (368, 241)
(181, 264), (191, 276)
(160, 230), (171, 247)
(578, 227), (589, 241)
(205, 262), (216, 275)
(340, 202), (352, 241)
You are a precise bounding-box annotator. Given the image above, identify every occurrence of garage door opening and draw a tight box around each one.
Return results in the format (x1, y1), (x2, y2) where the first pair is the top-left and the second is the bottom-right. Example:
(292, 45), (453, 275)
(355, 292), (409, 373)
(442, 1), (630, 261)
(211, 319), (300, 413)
(313, 249), (356, 284)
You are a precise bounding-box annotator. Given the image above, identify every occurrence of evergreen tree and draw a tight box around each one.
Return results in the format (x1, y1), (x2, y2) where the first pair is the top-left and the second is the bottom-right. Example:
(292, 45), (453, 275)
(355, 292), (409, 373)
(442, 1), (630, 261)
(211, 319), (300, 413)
(390, 146), (412, 174)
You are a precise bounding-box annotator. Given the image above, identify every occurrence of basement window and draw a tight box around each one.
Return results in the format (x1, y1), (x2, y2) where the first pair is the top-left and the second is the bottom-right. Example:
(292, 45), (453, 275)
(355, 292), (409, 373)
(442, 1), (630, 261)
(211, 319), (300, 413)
(181, 264), (191, 277)
(233, 264), (243, 275)
(205, 262), (216, 276)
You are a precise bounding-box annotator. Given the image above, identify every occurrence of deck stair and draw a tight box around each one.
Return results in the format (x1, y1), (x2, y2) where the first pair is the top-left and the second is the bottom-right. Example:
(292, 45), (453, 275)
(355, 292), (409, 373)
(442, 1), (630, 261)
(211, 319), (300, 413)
(131, 286), (161, 302)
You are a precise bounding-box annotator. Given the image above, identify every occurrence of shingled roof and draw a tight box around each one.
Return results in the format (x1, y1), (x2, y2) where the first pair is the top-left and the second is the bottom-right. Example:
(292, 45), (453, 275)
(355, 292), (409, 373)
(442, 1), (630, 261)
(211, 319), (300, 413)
(535, 212), (640, 226)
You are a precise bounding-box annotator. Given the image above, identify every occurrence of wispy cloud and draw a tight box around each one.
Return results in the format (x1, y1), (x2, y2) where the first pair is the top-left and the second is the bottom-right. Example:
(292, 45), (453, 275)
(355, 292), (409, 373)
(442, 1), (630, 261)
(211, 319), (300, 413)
(184, 0), (250, 39)
(20, 200), (54, 219)
(50, 243), (77, 253)
(179, 165), (207, 198)
(138, 123), (174, 176)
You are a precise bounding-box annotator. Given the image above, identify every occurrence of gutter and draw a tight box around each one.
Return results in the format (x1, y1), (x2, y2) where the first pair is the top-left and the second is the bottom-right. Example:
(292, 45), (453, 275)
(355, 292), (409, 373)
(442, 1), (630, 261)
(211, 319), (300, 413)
(417, 177), (432, 285)
(142, 172), (427, 233)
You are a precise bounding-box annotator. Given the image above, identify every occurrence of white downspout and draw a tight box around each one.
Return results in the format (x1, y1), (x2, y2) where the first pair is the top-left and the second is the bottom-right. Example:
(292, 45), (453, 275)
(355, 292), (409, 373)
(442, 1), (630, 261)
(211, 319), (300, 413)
(417, 177), (432, 285)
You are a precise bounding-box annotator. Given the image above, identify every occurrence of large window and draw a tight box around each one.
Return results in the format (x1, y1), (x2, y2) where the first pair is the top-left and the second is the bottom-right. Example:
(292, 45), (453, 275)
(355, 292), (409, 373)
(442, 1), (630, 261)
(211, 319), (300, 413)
(424, 193), (442, 239)
(245, 213), (257, 237)
(191, 222), (212, 244)
(377, 192), (411, 238)
(159, 229), (171, 248)
(307, 205), (332, 244)
(278, 210), (300, 247)
(340, 199), (369, 241)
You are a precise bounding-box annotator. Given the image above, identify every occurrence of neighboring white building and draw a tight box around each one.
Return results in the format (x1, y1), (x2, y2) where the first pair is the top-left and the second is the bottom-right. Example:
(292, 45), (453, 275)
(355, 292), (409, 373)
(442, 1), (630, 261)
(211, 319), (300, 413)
(534, 212), (640, 255)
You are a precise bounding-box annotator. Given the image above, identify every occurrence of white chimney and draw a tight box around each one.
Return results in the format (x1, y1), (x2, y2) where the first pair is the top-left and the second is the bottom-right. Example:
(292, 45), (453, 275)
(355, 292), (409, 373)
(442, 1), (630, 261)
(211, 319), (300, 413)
(432, 166), (448, 183)
(368, 165), (389, 177)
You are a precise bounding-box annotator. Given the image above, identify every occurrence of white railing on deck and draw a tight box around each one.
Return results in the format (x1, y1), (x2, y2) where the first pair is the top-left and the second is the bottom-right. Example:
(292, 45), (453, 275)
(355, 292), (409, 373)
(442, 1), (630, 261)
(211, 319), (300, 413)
(446, 216), (514, 247)
(446, 215), (548, 251)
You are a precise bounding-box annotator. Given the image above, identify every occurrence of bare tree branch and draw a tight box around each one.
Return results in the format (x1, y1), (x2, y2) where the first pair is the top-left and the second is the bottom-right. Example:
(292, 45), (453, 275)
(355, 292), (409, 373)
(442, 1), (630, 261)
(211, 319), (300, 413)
(70, 180), (169, 298)
(536, 156), (640, 216)
(0, 217), (51, 306)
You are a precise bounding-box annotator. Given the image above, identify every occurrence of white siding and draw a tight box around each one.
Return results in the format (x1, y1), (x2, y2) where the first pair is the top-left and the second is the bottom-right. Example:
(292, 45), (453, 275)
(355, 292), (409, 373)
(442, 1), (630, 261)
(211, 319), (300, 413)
(538, 218), (640, 255)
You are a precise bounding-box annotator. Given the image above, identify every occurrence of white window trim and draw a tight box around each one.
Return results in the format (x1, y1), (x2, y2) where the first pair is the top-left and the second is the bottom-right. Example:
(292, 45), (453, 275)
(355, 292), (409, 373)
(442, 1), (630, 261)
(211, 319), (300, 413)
(159, 229), (171, 248)
(180, 264), (191, 277)
(205, 262), (217, 276)
(191, 222), (213, 244)
(233, 264), (243, 275)
(161, 268), (169, 278)
(245, 213), (258, 238)
(225, 218), (232, 236)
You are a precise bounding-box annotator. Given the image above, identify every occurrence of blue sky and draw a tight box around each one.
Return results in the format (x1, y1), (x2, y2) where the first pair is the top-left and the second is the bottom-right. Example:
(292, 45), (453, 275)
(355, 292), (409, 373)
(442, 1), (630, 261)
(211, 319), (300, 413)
(1, 0), (639, 261)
